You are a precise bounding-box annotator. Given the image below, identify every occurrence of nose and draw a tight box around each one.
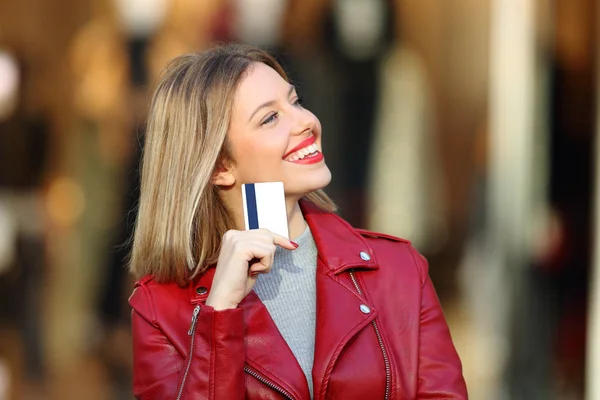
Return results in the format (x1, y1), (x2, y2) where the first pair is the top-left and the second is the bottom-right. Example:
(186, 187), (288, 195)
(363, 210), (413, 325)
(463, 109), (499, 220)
(291, 109), (315, 137)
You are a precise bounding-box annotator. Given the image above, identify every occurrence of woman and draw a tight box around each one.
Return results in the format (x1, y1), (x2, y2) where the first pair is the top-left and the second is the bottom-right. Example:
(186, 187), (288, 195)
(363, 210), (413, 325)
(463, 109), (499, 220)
(129, 44), (467, 399)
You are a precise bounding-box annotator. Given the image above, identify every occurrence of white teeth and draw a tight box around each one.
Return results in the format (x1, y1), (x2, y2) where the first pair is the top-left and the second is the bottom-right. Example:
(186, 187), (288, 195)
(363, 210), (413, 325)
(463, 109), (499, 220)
(286, 142), (319, 161)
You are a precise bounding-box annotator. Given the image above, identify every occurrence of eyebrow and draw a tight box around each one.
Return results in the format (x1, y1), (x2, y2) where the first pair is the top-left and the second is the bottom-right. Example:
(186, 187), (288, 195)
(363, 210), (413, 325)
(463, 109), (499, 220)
(248, 85), (296, 122)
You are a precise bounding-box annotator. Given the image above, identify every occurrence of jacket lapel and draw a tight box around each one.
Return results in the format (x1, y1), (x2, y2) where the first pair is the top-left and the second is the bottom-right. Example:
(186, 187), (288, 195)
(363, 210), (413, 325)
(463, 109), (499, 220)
(300, 200), (381, 399)
(239, 292), (311, 399)
(299, 200), (379, 274)
(192, 270), (310, 399)
(311, 262), (379, 399)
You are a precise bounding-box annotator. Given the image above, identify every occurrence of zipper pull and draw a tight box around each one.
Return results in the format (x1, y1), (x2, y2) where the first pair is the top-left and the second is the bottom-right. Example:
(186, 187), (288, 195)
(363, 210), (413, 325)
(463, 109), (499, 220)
(188, 305), (201, 335)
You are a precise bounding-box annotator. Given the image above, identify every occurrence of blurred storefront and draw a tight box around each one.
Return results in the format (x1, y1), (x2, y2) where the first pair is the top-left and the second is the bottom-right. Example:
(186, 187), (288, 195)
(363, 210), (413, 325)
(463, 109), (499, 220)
(0, 0), (598, 399)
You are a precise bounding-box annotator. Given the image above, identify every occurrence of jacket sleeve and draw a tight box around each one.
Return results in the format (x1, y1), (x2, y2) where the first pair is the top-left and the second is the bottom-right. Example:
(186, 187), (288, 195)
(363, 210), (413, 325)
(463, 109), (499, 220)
(130, 285), (246, 400)
(131, 308), (184, 399)
(411, 248), (468, 399)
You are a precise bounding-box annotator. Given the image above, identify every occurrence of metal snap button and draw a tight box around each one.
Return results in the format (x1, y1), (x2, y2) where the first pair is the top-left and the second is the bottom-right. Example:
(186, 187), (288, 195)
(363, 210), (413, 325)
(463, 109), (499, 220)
(196, 286), (208, 295)
(360, 304), (371, 314)
(360, 251), (371, 261)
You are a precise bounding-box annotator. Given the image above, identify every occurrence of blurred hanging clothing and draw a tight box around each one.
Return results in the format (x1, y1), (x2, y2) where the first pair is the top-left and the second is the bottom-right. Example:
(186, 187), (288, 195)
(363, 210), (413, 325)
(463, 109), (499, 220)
(0, 47), (48, 384)
(327, 0), (395, 227)
(281, 0), (395, 227)
(366, 45), (445, 253)
(232, 0), (287, 50)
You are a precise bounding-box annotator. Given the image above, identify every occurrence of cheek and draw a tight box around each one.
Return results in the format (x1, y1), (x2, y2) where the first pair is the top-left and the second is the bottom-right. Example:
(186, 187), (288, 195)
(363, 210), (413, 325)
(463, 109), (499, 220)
(250, 136), (287, 159)
(253, 127), (290, 157)
(233, 135), (287, 173)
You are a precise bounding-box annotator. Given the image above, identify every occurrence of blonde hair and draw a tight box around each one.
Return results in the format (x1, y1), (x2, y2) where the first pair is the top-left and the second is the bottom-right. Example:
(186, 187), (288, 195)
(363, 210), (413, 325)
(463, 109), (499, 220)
(130, 44), (336, 285)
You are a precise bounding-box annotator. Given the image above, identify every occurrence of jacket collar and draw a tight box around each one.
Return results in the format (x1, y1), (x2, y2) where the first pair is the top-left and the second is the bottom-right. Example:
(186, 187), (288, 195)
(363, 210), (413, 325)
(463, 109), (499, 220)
(299, 199), (378, 274)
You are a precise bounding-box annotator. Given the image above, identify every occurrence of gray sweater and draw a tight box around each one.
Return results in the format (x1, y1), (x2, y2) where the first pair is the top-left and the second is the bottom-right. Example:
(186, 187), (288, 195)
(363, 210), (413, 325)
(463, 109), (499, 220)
(253, 225), (317, 398)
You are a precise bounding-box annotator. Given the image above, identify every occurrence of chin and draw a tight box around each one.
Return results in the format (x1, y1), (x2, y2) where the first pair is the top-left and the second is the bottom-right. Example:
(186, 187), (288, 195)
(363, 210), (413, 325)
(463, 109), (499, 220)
(315, 168), (333, 189)
(286, 169), (332, 198)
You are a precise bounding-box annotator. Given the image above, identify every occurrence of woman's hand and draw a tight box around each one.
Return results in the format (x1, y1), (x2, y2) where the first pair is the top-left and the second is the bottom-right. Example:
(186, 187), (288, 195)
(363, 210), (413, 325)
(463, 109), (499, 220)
(206, 229), (297, 311)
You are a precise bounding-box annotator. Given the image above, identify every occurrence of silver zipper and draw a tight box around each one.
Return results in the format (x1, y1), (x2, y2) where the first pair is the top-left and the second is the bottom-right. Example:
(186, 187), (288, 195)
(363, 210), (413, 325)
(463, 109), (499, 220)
(176, 306), (294, 399)
(349, 271), (363, 296)
(371, 320), (391, 400)
(349, 271), (391, 400)
(244, 366), (294, 399)
(176, 305), (201, 400)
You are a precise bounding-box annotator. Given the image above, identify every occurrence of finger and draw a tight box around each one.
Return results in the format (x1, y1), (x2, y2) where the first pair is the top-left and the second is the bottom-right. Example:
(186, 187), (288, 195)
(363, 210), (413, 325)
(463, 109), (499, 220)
(248, 255), (273, 273)
(248, 229), (278, 243)
(248, 273), (259, 282)
(246, 241), (276, 259)
(270, 233), (298, 250)
(247, 243), (276, 270)
(245, 229), (298, 250)
(248, 262), (270, 276)
(248, 248), (275, 272)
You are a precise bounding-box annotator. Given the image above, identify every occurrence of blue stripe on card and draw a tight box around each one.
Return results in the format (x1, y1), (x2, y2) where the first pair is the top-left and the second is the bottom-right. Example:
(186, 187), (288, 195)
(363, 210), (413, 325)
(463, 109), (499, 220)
(244, 183), (259, 230)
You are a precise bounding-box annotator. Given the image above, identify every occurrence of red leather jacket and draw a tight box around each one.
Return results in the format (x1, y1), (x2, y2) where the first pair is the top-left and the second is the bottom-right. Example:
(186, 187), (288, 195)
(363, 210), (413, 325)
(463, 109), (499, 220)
(130, 202), (467, 399)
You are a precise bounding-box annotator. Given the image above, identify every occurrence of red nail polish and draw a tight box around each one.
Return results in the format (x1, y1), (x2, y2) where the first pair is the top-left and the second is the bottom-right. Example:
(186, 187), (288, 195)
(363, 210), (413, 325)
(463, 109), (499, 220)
(291, 241), (299, 248)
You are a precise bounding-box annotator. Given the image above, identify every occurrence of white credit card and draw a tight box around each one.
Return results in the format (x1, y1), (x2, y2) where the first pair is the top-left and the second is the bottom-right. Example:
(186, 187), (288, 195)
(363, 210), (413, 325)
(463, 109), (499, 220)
(241, 182), (289, 239)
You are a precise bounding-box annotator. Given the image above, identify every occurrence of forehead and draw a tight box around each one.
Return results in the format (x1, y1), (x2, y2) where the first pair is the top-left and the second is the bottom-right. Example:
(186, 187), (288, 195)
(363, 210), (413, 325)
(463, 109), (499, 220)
(234, 63), (290, 114)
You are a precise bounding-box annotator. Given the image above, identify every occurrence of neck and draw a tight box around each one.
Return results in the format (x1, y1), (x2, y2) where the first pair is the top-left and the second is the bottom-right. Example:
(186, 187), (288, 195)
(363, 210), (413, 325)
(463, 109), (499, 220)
(286, 199), (308, 240)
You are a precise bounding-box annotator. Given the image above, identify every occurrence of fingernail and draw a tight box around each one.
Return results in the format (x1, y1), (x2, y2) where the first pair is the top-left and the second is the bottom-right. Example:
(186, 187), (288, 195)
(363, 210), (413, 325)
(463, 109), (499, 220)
(291, 241), (299, 248)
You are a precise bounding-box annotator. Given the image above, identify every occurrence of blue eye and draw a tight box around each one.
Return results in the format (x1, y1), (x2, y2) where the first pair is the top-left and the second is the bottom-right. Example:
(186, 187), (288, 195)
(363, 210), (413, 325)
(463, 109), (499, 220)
(261, 112), (278, 126)
(294, 96), (305, 107)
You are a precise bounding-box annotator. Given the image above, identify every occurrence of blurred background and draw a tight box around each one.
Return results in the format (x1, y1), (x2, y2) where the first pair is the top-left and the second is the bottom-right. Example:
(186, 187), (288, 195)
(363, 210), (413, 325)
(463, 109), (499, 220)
(0, 0), (598, 399)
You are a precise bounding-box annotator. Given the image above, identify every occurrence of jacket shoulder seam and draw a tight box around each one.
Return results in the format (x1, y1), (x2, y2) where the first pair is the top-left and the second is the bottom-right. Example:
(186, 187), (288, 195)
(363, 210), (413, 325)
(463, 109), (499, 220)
(134, 274), (155, 287)
(136, 282), (159, 325)
(407, 245), (428, 286)
(355, 228), (411, 244)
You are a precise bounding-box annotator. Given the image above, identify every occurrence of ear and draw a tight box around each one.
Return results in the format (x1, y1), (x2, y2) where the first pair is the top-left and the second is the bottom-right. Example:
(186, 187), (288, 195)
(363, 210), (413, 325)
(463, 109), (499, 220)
(211, 160), (236, 187)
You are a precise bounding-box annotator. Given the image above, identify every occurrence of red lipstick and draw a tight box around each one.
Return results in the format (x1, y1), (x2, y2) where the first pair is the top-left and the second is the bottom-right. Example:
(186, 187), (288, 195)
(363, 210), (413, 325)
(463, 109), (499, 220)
(291, 151), (324, 165)
(283, 136), (316, 159)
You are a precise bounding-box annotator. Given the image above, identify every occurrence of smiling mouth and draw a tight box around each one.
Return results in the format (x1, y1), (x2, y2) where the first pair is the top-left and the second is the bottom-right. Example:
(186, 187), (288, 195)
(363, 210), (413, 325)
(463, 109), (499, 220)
(284, 143), (320, 162)
(283, 136), (320, 161)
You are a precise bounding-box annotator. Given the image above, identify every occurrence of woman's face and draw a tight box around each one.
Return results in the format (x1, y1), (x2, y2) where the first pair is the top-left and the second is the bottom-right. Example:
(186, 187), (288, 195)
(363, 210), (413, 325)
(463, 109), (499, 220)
(225, 62), (331, 199)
